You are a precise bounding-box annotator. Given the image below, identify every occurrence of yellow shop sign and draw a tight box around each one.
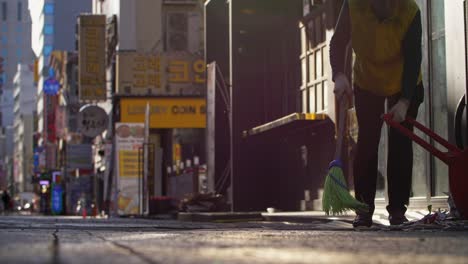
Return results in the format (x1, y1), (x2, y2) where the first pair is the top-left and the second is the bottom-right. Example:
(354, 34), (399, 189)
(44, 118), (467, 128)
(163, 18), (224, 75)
(120, 98), (206, 128)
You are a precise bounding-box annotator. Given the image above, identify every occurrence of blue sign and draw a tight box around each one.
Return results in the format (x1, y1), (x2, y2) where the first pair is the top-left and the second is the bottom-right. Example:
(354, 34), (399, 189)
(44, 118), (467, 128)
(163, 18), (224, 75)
(51, 184), (63, 215)
(34, 146), (44, 153)
(43, 78), (60, 95)
(33, 153), (39, 167)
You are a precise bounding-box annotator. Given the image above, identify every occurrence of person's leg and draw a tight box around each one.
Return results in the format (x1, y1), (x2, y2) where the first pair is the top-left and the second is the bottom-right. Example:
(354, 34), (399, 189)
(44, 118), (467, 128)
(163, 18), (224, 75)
(386, 95), (420, 224)
(353, 87), (386, 226)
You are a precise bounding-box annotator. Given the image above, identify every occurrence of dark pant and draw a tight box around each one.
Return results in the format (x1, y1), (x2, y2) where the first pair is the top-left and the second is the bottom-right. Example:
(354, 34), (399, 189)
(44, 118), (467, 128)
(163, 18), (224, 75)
(353, 87), (420, 216)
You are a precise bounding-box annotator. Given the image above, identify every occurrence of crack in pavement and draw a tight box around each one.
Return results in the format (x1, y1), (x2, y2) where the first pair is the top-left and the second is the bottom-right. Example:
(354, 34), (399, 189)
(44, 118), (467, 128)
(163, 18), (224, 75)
(51, 219), (60, 264)
(84, 230), (160, 264)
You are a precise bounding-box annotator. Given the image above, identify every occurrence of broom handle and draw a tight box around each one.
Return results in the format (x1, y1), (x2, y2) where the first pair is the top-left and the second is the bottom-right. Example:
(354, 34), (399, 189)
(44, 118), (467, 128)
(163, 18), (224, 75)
(333, 42), (351, 160)
(334, 97), (348, 160)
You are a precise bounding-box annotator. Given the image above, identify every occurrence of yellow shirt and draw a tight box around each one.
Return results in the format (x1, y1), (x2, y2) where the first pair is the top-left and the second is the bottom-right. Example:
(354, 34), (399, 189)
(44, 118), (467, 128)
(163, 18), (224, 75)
(349, 0), (422, 96)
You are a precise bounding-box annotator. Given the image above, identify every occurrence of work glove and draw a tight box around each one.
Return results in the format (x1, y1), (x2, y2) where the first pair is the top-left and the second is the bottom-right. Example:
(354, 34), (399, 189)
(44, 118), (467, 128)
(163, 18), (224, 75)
(388, 98), (410, 123)
(333, 73), (352, 99)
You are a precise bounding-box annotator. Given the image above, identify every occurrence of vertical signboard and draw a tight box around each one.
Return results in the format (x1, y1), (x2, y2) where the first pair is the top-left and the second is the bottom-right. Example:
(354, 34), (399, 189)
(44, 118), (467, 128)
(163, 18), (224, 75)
(115, 123), (144, 215)
(45, 144), (57, 169)
(51, 184), (63, 215)
(55, 106), (67, 139)
(44, 95), (58, 143)
(66, 144), (93, 170)
(78, 15), (106, 101)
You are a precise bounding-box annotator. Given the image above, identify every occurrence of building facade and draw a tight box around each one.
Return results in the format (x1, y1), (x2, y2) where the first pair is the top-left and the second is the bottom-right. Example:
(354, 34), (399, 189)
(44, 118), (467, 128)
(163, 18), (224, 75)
(94, 0), (206, 215)
(0, 0), (33, 193)
(13, 63), (35, 193)
(29, 0), (91, 148)
(28, 0), (91, 213)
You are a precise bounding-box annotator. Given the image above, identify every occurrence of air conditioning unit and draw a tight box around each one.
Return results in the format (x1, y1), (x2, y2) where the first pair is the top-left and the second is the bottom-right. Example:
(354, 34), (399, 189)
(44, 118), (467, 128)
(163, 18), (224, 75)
(166, 12), (188, 51)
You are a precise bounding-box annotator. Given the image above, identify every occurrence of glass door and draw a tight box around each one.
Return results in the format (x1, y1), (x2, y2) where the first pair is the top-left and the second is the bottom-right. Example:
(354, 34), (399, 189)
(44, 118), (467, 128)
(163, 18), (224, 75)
(429, 0), (450, 196)
(409, 0), (431, 199)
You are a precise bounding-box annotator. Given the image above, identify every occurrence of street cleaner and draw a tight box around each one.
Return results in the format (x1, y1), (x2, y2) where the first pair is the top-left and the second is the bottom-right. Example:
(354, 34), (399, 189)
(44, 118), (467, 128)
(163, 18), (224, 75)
(330, 0), (424, 227)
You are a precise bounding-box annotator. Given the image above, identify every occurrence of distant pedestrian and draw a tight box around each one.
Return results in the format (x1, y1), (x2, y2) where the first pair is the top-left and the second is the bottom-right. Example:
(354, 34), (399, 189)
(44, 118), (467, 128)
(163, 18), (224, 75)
(2, 190), (11, 211)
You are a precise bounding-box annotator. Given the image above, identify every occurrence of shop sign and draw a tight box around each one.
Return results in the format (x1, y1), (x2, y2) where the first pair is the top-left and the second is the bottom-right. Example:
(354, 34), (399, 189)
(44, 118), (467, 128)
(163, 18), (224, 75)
(33, 59), (39, 84)
(165, 51), (205, 95)
(120, 98), (206, 128)
(46, 144), (57, 169)
(115, 123), (144, 215)
(116, 52), (164, 95)
(66, 144), (93, 170)
(55, 106), (67, 138)
(51, 184), (63, 215)
(173, 143), (181, 163)
(78, 14), (106, 101)
(33, 153), (39, 169)
(45, 95), (58, 142)
(39, 151), (46, 171)
(43, 78), (60, 95)
(116, 51), (205, 96)
(77, 105), (108, 138)
(115, 123), (144, 179)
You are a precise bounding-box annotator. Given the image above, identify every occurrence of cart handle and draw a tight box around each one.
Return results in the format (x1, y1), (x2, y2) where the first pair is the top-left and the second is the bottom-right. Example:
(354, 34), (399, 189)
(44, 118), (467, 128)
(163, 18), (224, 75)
(382, 114), (461, 165)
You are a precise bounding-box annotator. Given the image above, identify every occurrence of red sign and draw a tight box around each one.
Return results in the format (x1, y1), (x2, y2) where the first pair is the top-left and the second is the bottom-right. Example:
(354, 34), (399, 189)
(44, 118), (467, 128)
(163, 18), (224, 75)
(44, 95), (58, 142)
(55, 106), (67, 138)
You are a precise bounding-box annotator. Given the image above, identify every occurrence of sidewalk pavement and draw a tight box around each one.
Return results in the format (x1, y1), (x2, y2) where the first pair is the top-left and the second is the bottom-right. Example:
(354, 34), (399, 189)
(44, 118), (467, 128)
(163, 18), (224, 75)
(262, 209), (431, 226)
(177, 209), (431, 226)
(177, 209), (468, 231)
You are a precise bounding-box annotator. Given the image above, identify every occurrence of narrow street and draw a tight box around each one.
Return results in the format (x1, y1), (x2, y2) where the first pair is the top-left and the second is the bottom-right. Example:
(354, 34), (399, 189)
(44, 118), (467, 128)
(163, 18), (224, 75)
(1, 215), (467, 264)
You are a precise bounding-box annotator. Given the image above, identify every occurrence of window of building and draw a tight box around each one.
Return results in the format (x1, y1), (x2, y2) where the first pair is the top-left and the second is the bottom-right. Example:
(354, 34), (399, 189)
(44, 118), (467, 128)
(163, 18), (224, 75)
(44, 3), (54, 15)
(44, 24), (53, 35)
(299, 7), (327, 115)
(17, 1), (22, 21)
(1, 72), (6, 86)
(1, 2), (6, 21)
(43, 45), (53, 56)
(16, 25), (22, 32)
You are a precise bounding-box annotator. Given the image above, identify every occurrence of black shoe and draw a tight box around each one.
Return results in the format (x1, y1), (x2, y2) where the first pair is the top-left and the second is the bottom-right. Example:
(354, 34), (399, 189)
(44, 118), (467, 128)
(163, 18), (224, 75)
(352, 214), (373, 228)
(389, 214), (409, 226)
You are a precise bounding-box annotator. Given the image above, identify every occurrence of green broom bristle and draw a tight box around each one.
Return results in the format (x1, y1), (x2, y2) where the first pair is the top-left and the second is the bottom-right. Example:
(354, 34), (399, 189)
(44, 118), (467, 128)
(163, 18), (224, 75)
(322, 166), (369, 215)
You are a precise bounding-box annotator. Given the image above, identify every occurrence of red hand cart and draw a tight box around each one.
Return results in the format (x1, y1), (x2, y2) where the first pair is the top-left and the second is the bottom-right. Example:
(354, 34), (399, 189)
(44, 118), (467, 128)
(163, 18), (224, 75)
(383, 114), (468, 219)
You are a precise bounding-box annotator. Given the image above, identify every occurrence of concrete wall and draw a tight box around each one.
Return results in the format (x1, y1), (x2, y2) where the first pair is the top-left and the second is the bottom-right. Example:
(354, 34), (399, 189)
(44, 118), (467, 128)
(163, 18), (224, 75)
(12, 64), (35, 192)
(0, 0), (33, 87)
(136, 0), (162, 53)
(22, 114), (34, 192)
(54, 0), (92, 51)
(445, 0), (467, 144)
(14, 64), (35, 114)
(117, 0), (136, 50)
(1, 88), (14, 127)
(29, 0), (45, 57)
